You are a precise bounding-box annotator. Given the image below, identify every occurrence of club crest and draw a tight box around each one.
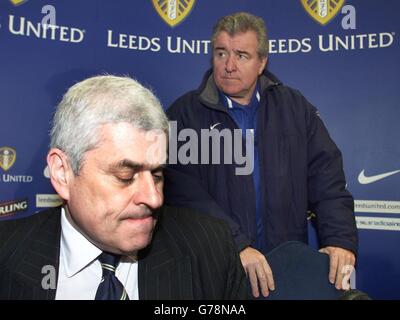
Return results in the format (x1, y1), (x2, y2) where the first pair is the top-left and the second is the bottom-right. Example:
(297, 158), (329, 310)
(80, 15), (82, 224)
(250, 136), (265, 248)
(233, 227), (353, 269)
(10, 0), (29, 6)
(152, 0), (196, 27)
(301, 0), (345, 25)
(0, 147), (16, 171)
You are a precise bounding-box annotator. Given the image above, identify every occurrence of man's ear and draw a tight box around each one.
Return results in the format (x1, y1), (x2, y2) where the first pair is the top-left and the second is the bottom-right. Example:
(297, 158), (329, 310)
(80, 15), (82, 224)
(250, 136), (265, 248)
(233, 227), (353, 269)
(258, 56), (268, 75)
(47, 148), (74, 201)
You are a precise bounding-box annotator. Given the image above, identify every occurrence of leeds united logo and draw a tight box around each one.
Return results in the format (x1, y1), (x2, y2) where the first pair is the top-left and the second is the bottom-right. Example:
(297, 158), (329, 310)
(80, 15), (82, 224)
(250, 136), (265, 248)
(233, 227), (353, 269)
(152, 0), (196, 27)
(10, 0), (29, 6)
(301, 0), (345, 25)
(0, 147), (16, 171)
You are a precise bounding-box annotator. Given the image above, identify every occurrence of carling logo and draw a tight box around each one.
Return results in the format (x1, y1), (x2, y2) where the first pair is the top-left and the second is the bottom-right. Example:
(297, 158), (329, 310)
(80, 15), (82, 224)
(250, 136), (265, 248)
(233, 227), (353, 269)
(0, 198), (28, 218)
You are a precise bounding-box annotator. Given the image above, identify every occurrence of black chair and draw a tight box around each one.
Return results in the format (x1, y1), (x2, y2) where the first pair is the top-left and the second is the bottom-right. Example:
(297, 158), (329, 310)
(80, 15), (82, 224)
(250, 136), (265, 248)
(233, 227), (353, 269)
(265, 241), (370, 300)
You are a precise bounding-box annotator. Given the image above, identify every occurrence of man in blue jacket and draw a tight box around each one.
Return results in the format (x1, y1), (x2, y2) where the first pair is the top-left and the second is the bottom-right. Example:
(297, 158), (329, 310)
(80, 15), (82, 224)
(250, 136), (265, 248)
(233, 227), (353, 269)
(164, 12), (357, 298)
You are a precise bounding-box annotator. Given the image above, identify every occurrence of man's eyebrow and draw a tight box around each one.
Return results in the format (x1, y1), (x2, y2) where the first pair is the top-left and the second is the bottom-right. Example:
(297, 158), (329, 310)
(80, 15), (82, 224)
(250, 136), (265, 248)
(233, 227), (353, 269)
(233, 49), (250, 55)
(214, 47), (250, 56)
(214, 46), (227, 51)
(111, 160), (166, 171)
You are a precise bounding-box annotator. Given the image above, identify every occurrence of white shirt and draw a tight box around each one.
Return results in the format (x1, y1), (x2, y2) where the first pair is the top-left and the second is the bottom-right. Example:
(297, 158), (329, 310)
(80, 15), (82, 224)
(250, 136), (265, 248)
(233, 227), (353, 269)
(55, 207), (139, 300)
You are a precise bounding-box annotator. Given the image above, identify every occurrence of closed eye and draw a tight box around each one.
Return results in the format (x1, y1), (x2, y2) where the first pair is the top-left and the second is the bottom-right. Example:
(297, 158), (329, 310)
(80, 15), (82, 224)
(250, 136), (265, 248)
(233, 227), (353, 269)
(152, 169), (164, 183)
(117, 176), (135, 185)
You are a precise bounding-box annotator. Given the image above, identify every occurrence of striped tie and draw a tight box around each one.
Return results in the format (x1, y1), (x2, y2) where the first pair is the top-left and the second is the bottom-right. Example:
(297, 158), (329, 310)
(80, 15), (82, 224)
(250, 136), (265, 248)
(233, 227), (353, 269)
(95, 252), (129, 300)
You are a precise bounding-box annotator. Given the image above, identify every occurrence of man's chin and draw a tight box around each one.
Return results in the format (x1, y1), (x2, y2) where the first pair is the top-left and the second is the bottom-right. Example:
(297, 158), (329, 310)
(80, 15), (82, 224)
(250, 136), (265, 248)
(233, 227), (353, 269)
(122, 223), (157, 252)
(218, 85), (242, 97)
(118, 234), (154, 254)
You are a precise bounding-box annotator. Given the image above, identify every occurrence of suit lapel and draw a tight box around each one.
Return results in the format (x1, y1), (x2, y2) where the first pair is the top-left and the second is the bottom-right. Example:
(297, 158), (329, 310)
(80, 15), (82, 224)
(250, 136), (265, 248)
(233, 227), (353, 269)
(8, 208), (61, 299)
(138, 209), (194, 299)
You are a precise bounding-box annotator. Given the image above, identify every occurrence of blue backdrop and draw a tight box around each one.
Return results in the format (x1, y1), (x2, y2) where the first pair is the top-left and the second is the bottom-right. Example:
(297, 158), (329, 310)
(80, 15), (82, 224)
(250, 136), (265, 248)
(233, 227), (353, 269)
(0, 0), (399, 299)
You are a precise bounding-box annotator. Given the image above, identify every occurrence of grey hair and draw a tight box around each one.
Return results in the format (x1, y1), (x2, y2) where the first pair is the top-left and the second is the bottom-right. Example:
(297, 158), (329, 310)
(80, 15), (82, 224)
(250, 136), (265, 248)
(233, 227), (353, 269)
(211, 12), (269, 58)
(50, 75), (169, 174)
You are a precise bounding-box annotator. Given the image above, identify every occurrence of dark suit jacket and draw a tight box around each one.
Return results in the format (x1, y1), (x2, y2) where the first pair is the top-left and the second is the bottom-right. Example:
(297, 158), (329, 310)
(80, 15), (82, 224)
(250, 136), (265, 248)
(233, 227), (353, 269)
(0, 206), (247, 300)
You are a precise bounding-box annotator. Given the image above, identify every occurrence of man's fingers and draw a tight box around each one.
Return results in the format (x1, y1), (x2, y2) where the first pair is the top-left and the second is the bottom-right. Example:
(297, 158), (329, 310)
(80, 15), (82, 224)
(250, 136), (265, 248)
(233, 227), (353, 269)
(335, 261), (345, 289)
(337, 255), (356, 290)
(320, 248), (339, 284)
(255, 265), (270, 297)
(239, 247), (276, 298)
(248, 268), (260, 298)
(262, 260), (275, 291)
(328, 252), (339, 284)
(319, 248), (328, 254)
(336, 259), (351, 289)
(320, 247), (357, 290)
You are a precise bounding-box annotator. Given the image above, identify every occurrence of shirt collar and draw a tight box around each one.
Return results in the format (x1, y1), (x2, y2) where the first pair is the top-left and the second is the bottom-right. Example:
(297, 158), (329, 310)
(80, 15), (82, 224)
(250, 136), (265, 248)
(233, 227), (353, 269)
(60, 206), (102, 278)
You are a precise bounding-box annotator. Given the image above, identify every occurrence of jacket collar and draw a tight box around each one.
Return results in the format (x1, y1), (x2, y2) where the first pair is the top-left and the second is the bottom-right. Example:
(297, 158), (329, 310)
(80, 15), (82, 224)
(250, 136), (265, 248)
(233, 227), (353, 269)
(8, 207), (62, 300)
(198, 68), (282, 112)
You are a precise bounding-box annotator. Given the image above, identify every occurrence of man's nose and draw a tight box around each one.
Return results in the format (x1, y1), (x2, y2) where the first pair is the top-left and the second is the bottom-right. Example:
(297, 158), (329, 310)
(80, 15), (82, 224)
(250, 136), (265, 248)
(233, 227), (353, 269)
(133, 172), (163, 209)
(225, 55), (236, 73)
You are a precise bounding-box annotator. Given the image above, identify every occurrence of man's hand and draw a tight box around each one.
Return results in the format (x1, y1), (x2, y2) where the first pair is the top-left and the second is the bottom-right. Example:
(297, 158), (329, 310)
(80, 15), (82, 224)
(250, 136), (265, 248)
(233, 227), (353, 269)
(239, 247), (274, 298)
(319, 246), (356, 290)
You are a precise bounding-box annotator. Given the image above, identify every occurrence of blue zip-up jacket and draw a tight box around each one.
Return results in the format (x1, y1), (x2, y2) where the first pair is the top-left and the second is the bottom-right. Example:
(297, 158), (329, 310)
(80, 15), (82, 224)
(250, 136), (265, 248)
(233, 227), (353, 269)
(164, 69), (358, 255)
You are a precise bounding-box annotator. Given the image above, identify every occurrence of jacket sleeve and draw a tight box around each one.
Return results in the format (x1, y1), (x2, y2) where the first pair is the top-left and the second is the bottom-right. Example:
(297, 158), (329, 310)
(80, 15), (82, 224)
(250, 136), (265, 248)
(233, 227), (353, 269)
(305, 97), (358, 255)
(218, 219), (249, 300)
(164, 98), (251, 252)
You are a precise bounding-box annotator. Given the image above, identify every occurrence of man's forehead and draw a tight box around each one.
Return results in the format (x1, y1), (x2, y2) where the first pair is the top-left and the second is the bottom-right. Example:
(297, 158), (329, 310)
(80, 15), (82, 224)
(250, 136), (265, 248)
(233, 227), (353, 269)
(214, 31), (258, 49)
(216, 30), (258, 40)
(85, 125), (167, 168)
(99, 122), (165, 138)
